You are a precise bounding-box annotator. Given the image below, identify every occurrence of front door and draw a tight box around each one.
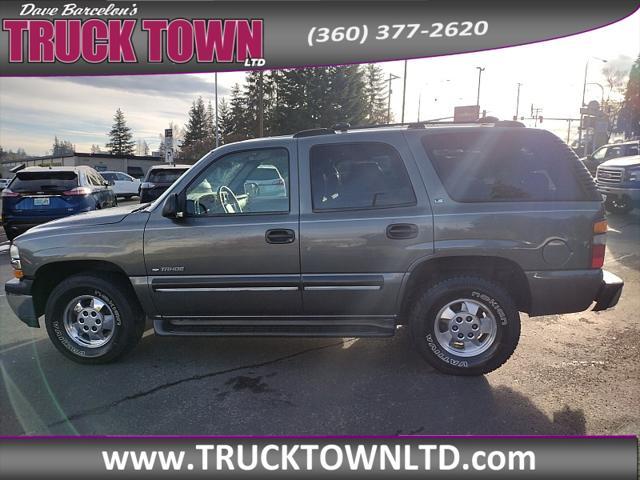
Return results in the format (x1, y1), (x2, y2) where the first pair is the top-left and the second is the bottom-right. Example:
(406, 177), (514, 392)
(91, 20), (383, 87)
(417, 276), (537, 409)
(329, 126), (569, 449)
(143, 144), (301, 318)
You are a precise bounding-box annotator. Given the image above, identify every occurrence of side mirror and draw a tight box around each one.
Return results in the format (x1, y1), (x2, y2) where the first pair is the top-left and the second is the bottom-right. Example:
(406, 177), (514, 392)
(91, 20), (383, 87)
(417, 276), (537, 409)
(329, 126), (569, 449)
(104, 180), (114, 187)
(162, 193), (184, 219)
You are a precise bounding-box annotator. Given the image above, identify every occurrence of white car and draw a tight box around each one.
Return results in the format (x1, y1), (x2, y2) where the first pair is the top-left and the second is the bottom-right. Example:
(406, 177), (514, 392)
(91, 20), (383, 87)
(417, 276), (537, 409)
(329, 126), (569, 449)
(244, 165), (287, 198)
(99, 171), (141, 199)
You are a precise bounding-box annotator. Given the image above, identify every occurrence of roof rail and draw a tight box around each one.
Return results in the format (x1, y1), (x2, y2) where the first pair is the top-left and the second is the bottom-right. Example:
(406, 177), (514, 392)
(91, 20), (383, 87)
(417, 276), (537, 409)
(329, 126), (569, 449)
(292, 118), (525, 138)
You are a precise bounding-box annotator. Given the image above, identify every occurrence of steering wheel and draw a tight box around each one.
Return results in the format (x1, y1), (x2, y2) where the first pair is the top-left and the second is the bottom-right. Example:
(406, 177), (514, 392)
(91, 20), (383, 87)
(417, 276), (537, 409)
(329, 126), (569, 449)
(217, 185), (242, 214)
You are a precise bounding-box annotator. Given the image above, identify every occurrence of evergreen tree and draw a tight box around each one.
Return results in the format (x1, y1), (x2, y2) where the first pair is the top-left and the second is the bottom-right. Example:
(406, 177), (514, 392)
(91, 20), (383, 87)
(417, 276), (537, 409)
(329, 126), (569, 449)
(617, 55), (640, 138)
(363, 64), (388, 125)
(218, 98), (233, 144)
(227, 83), (252, 142)
(52, 136), (75, 156)
(106, 108), (135, 156)
(180, 97), (214, 163)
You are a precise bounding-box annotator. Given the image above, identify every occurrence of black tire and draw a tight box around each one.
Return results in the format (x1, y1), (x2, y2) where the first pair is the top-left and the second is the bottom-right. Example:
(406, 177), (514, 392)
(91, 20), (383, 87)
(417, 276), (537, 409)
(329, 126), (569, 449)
(408, 276), (521, 376)
(5, 227), (17, 242)
(604, 196), (633, 215)
(44, 273), (145, 364)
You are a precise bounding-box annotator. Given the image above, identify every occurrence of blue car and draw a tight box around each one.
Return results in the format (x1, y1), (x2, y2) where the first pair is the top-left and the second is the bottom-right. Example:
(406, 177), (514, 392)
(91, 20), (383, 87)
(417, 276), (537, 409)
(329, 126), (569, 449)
(1, 166), (117, 241)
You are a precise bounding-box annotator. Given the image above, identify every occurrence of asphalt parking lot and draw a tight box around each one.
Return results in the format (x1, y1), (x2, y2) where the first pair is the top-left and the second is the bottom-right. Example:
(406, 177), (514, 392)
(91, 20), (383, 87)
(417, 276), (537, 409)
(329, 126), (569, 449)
(0, 200), (638, 436)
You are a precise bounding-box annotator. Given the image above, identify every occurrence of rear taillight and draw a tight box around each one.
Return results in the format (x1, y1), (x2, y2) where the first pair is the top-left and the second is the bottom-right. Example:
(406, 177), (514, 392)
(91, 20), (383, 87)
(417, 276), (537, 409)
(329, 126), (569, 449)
(1, 188), (20, 198)
(63, 187), (92, 196)
(591, 219), (608, 269)
(274, 178), (285, 186)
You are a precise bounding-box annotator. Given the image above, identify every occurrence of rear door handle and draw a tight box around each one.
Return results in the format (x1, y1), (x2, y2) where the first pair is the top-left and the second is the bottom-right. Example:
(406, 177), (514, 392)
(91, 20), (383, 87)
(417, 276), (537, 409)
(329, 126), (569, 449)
(386, 223), (419, 240)
(265, 228), (296, 244)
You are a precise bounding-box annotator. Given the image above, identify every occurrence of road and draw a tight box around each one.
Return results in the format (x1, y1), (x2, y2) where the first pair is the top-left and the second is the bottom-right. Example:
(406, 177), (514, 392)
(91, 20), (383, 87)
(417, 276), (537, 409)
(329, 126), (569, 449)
(0, 201), (638, 435)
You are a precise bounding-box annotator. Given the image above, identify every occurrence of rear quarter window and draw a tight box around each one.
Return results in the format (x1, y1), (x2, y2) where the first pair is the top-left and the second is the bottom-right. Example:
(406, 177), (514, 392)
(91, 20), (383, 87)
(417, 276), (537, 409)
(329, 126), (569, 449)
(421, 130), (587, 202)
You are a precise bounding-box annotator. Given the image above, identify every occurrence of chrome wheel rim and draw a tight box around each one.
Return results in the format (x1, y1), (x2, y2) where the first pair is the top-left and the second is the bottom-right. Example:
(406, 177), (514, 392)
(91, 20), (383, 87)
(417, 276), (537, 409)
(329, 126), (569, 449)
(63, 295), (116, 348)
(433, 298), (498, 357)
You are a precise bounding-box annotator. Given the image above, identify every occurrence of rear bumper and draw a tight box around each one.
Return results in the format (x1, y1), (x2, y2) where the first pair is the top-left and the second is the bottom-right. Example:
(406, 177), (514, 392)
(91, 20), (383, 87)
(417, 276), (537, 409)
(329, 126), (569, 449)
(525, 269), (623, 316)
(4, 278), (39, 327)
(593, 270), (624, 311)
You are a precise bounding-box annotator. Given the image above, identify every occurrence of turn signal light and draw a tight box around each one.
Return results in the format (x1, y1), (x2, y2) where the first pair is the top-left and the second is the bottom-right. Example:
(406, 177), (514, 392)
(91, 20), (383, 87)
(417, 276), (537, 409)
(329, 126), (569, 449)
(591, 219), (607, 269)
(593, 220), (608, 234)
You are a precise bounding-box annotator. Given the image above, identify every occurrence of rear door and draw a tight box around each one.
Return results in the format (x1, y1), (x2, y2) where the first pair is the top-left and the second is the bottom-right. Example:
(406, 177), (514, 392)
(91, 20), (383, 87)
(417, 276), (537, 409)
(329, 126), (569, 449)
(297, 132), (434, 318)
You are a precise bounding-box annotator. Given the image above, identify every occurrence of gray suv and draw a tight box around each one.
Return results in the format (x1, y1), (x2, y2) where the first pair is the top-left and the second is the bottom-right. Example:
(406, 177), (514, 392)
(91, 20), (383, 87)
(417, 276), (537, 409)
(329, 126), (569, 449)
(5, 122), (624, 375)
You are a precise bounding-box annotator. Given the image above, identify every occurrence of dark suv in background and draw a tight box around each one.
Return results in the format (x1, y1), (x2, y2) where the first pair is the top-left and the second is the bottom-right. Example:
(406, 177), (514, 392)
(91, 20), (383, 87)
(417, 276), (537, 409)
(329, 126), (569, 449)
(1, 166), (116, 241)
(5, 122), (623, 375)
(139, 164), (190, 203)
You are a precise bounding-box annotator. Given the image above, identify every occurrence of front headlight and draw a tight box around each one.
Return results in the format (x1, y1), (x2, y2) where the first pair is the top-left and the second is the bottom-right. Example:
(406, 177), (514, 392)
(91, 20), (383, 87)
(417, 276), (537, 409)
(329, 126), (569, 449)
(9, 244), (23, 277)
(627, 167), (640, 182)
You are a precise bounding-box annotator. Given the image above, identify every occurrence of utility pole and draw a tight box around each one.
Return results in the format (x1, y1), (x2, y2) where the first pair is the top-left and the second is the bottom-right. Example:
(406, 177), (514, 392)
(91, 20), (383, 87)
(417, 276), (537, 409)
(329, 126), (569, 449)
(257, 71), (264, 137)
(401, 60), (408, 123)
(214, 72), (219, 147)
(514, 83), (522, 120)
(476, 66), (485, 107)
(386, 73), (400, 124)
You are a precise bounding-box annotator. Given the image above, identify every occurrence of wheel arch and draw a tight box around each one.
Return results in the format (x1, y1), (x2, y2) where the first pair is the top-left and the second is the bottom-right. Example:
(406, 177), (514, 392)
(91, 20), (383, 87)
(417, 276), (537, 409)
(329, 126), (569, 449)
(32, 260), (137, 318)
(398, 255), (531, 323)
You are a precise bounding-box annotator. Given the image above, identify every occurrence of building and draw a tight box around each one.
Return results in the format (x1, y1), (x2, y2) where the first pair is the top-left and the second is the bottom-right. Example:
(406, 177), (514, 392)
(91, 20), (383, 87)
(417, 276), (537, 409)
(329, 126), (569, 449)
(1, 152), (165, 179)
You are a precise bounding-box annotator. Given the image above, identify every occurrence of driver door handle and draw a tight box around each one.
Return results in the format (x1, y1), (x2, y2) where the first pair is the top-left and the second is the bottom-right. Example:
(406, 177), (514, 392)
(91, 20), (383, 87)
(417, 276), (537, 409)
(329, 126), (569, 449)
(265, 229), (296, 244)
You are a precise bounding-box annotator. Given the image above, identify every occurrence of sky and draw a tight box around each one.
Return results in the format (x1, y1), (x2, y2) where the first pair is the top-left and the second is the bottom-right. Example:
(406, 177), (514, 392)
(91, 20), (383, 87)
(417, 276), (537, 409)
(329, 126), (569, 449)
(0, 9), (638, 156)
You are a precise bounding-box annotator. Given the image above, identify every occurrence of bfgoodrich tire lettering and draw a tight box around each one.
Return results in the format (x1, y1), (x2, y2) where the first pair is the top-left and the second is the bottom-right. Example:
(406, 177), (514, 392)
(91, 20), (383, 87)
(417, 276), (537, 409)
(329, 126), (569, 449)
(409, 276), (521, 376)
(44, 274), (145, 364)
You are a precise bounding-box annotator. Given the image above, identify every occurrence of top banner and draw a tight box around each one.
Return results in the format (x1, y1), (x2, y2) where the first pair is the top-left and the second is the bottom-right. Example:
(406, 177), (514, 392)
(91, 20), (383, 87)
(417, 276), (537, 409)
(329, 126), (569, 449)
(0, 0), (638, 76)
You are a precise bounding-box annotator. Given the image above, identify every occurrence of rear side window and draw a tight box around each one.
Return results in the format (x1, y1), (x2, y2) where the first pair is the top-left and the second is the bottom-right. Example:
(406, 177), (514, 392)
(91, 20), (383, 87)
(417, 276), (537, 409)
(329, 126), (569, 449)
(421, 130), (585, 202)
(147, 169), (187, 183)
(310, 142), (416, 211)
(248, 166), (282, 181)
(101, 172), (117, 182)
(10, 171), (78, 193)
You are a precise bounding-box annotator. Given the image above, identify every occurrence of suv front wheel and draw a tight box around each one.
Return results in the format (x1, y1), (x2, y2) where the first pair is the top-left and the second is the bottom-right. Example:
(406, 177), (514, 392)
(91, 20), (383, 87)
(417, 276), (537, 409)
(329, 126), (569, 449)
(44, 274), (145, 364)
(409, 276), (521, 376)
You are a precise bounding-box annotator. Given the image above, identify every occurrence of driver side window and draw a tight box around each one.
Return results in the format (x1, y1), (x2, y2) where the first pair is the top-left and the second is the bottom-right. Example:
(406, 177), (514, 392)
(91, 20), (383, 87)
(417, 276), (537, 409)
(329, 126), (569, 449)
(185, 148), (289, 216)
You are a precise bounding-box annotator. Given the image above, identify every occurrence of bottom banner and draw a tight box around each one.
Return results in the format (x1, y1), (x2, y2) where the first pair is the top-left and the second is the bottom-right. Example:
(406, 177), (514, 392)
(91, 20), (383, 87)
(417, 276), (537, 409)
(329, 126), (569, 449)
(0, 436), (637, 478)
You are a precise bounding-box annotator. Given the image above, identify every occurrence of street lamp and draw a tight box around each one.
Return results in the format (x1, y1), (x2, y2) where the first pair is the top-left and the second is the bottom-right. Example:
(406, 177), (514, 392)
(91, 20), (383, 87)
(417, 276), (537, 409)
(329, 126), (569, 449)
(586, 82), (605, 106)
(514, 83), (522, 120)
(475, 66), (485, 107)
(578, 57), (607, 154)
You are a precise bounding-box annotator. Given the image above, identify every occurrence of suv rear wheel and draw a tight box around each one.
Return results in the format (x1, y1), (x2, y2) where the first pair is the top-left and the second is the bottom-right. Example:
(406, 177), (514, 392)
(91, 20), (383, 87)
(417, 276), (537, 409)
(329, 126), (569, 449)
(44, 274), (145, 364)
(409, 276), (520, 375)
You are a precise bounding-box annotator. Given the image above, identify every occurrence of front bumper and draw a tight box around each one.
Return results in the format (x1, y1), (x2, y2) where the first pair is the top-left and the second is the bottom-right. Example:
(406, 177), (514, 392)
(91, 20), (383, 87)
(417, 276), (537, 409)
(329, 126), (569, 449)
(525, 269), (623, 316)
(4, 278), (39, 327)
(597, 184), (640, 205)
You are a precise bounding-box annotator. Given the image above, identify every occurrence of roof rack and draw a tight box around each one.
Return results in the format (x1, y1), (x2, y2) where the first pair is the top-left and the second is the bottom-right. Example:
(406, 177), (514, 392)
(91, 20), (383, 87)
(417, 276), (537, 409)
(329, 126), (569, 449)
(292, 118), (524, 138)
